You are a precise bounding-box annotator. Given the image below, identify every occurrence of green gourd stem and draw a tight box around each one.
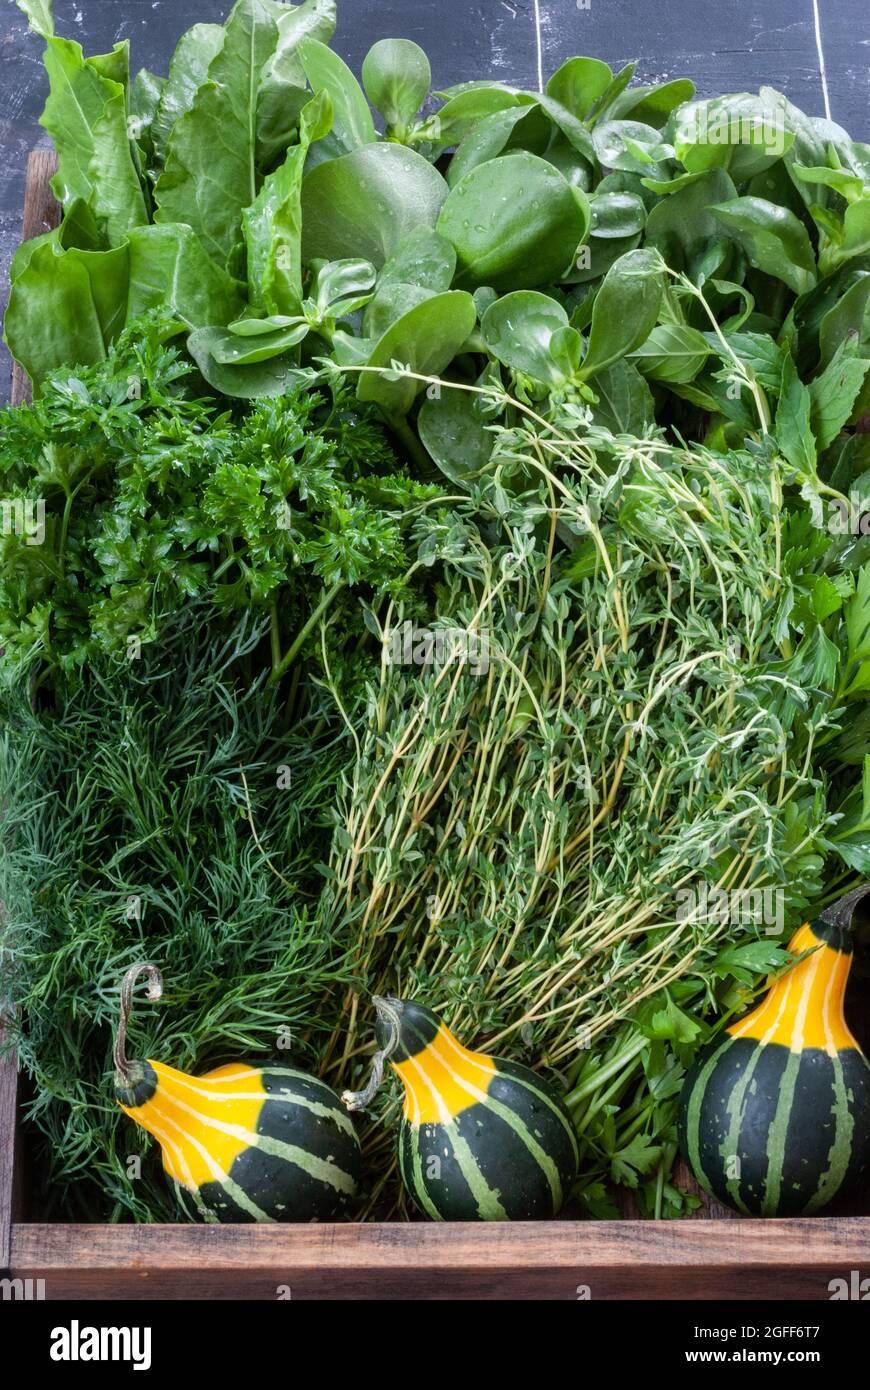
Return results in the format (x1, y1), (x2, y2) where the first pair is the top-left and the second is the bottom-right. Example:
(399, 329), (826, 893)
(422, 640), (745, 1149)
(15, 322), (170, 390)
(342, 995), (401, 1112)
(114, 962), (163, 1086)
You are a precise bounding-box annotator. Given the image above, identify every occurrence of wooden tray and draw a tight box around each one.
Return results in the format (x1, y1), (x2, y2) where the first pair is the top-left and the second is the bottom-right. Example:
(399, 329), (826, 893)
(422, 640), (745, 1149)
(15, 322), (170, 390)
(2, 150), (870, 1301)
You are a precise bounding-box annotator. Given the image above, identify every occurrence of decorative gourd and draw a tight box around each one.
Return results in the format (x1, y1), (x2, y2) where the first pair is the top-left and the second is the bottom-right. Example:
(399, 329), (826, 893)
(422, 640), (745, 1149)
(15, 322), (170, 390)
(114, 963), (361, 1223)
(678, 887), (870, 1217)
(344, 995), (579, 1221)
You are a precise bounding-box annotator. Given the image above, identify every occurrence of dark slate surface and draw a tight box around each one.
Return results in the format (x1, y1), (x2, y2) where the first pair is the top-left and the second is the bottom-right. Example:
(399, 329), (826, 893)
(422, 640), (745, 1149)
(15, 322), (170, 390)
(1, 0), (868, 399)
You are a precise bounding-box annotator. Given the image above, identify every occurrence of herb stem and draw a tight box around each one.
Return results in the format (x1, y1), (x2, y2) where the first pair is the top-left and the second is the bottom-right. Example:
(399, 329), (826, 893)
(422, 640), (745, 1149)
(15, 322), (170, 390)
(270, 580), (346, 683)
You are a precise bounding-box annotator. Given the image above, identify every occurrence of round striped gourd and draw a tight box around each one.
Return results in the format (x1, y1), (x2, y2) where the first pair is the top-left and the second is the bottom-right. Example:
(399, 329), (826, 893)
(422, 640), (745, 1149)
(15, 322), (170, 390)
(678, 888), (870, 1217)
(347, 995), (579, 1221)
(114, 965), (361, 1223)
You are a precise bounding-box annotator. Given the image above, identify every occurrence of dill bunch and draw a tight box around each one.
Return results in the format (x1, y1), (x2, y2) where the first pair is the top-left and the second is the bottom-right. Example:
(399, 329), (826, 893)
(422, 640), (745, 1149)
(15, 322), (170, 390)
(0, 608), (355, 1220)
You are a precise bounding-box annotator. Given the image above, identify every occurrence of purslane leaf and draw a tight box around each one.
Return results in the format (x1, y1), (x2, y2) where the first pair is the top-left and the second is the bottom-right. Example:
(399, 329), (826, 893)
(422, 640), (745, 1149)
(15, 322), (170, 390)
(358, 291), (477, 415)
(481, 290), (569, 385)
(362, 38), (430, 132)
(437, 151), (590, 291)
(578, 248), (665, 381)
(710, 195), (817, 295)
(302, 143), (448, 268)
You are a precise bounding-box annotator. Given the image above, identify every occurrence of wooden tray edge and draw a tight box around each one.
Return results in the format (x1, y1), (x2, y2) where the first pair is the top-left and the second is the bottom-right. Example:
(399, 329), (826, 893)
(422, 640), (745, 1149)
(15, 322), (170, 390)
(9, 148), (61, 408)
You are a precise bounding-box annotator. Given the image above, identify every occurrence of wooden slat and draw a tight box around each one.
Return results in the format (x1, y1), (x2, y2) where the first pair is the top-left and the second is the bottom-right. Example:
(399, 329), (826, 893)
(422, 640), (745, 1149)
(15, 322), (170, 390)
(10, 1216), (870, 1300)
(9, 149), (60, 407)
(0, 1028), (18, 1275)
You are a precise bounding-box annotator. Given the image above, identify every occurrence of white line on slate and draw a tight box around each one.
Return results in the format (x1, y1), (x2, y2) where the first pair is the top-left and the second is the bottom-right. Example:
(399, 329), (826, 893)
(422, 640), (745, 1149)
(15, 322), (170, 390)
(533, 0), (544, 93)
(811, 0), (832, 120)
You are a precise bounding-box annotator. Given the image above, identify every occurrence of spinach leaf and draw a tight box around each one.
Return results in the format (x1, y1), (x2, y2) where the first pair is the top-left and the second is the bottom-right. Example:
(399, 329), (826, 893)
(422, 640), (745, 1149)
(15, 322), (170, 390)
(589, 359), (655, 433)
(437, 151), (590, 291)
(243, 90), (333, 314)
(535, 92), (598, 167)
(256, 0), (336, 165)
(821, 199), (870, 276)
(842, 564), (870, 698)
(150, 23), (224, 167)
(610, 79), (695, 129)
(593, 120), (671, 180)
(630, 323), (713, 384)
(4, 240), (129, 386)
(819, 272), (870, 367)
(15, 0), (54, 37)
(127, 225), (245, 328)
(41, 37), (147, 244)
(775, 352), (817, 475)
(586, 61), (637, 126)
(154, 0), (280, 269)
(809, 339), (870, 450)
(129, 68), (165, 167)
(9, 198), (102, 285)
(672, 93), (795, 175)
(644, 168), (737, 278)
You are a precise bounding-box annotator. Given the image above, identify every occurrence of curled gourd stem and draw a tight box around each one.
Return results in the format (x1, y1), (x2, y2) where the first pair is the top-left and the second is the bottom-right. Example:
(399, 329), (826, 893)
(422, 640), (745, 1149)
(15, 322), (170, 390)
(341, 995), (400, 1113)
(114, 962), (163, 1085)
(819, 882), (870, 937)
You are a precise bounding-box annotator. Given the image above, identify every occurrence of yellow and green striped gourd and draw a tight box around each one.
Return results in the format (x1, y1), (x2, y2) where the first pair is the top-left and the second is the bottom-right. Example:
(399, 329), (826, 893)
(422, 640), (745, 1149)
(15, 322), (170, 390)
(345, 995), (579, 1221)
(114, 964), (361, 1223)
(678, 887), (870, 1216)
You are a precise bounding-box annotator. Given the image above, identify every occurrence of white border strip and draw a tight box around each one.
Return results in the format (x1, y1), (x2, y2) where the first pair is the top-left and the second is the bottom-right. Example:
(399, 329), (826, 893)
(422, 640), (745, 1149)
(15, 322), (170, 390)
(533, 0), (544, 93)
(811, 0), (833, 121)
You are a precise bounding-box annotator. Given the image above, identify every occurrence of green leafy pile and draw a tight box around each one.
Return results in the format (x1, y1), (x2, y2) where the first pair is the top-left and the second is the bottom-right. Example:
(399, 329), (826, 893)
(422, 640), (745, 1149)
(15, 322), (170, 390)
(3, 0), (870, 1223)
(7, 0), (870, 463)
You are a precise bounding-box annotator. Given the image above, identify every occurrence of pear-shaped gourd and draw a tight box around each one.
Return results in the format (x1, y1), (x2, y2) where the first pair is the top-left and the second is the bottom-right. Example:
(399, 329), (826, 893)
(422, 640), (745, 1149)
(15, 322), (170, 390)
(344, 995), (579, 1220)
(678, 886), (870, 1216)
(114, 963), (361, 1223)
